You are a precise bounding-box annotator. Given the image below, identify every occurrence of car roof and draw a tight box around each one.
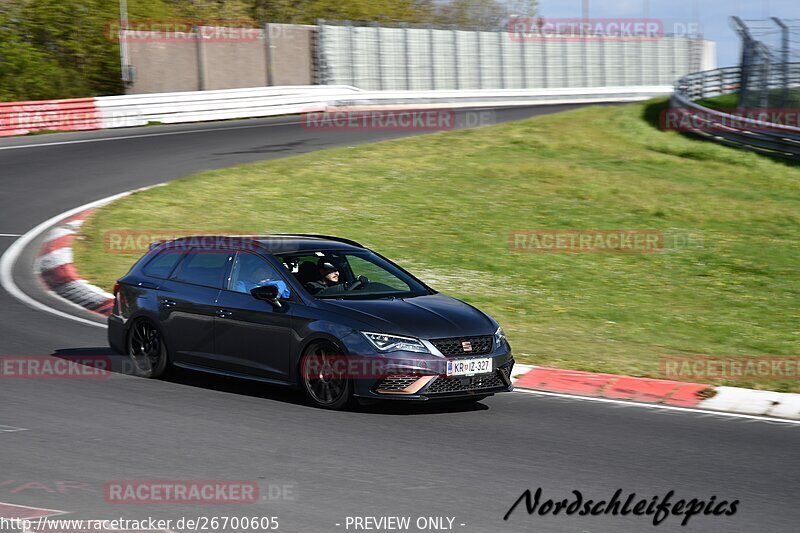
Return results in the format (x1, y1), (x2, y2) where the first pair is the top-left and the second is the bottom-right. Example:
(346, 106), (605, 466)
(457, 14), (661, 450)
(258, 235), (364, 253)
(159, 234), (364, 254)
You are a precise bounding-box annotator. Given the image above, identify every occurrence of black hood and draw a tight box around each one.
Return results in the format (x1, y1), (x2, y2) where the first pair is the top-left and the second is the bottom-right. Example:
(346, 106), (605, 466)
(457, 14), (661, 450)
(319, 293), (496, 339)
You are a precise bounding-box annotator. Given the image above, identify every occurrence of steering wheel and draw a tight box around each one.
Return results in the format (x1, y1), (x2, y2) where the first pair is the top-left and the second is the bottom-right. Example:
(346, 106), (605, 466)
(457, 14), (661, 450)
(345, 275), (369, 291)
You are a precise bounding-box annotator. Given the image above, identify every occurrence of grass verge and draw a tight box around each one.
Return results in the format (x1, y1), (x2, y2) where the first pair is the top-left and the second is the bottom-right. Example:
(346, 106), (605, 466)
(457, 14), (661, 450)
(74, 99), (800, 392)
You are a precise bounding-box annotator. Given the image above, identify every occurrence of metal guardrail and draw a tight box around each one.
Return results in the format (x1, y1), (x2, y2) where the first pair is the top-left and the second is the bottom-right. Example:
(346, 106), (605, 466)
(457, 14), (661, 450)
(325, 86), (673, 108)
(0, 85), (674, 138)
(97, 85), (671, 127)
(95, 85), (363, 128)
(671, 65), (800, 160)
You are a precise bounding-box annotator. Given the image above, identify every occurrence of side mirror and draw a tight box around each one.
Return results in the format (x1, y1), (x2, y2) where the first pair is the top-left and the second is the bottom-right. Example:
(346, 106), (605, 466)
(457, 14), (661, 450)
(251, 285), (281, 308)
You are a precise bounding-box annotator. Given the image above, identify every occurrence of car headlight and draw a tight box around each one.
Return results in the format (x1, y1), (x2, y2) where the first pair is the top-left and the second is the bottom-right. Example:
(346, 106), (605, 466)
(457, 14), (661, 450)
(361, 332), (430, 354)
(494, 326), (509, 349)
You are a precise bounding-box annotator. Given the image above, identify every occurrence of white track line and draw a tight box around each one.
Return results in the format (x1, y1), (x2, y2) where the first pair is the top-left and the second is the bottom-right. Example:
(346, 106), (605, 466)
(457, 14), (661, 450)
(0, 189), (161, 328)
(0, 500), (67, 518)
(513, 388), (800, 426)
(0, 234), (22, 237)
(0, 105), (518, 152)
(0, 425), (28, 433)
(0, 119), (304, 151)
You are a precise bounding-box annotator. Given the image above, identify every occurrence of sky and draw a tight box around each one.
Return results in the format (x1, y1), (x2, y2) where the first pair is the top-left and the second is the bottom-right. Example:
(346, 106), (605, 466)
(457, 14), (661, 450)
(535, 0), (800, 66)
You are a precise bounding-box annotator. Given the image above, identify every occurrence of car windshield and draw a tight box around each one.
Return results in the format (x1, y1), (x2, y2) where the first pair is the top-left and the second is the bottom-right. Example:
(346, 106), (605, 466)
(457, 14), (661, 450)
(277, 250), (430, 300)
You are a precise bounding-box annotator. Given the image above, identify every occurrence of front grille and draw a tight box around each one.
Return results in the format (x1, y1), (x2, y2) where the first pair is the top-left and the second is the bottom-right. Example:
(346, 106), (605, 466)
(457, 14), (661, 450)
(375, 374), (420, 392)
(425, 371), (506, 395)
(430, 335), (493, 356)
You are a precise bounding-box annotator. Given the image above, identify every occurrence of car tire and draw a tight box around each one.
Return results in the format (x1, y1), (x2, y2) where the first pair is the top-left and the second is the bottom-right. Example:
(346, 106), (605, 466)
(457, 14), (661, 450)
(299, 341), (353, 410)
(126, 318), (170, 379)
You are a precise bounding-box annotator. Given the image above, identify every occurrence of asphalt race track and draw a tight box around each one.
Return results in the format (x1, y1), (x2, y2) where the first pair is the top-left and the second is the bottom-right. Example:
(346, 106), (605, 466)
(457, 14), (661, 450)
(0, 106), (797, 533)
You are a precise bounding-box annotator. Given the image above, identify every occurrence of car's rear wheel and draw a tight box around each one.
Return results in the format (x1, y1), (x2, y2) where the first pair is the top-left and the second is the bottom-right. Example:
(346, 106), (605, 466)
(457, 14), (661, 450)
(300, 341), (352, 410)
(127, 318), (169, 378)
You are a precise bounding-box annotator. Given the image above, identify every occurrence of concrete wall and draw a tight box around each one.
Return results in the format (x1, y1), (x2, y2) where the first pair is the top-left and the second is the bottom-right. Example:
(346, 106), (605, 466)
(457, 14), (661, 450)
(124, 24), (315, 94)
(127, 40), (200, 94)
(267, 24), (315, 86)
(201, 28), (269, 90)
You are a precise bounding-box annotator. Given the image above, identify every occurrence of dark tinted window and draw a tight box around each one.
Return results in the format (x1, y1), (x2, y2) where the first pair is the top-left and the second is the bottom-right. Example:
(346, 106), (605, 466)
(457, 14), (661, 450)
(277, 250), (429, 300)
(170, 250), (231, 288)
(228, 253), (284, 294)
(142, 250), (183, 279)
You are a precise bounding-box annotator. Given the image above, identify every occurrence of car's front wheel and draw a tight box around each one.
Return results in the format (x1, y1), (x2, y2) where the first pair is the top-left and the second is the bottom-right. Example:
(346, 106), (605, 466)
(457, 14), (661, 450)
(299, 341), (353, 410)
(126, 318), (170, 378)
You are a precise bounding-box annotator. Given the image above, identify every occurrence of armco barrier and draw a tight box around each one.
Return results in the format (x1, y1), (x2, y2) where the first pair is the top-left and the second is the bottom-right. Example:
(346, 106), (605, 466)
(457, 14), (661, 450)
(670, 64), (800, 160)
(327, 86), (674, 108)
(0, 84), (673, 137)
(94, 85), (672, 128)
(0, 98), (100, 136)
(95, 85), (363, 128)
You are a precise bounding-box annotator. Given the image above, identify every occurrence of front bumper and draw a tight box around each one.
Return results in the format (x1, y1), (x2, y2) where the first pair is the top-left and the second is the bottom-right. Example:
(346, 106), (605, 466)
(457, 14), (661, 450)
(341, 333), (515, 401)
(361, 363), (514, 401)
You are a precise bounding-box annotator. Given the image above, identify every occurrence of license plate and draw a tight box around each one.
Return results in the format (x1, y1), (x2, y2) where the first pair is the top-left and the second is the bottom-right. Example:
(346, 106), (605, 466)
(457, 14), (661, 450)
(446, 358), (492, 376)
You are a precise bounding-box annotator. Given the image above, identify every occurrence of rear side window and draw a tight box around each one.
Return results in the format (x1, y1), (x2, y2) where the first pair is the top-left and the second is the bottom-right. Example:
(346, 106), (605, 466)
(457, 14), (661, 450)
(170, 250), (231, 288)
(142, 250), (183, 279)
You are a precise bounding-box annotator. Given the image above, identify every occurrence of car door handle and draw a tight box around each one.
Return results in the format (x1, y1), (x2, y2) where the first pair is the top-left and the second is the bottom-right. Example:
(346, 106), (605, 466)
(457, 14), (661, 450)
(160, 299), (178, 308)
(138, 281), (158, 289)
(216, 309), (233, 318)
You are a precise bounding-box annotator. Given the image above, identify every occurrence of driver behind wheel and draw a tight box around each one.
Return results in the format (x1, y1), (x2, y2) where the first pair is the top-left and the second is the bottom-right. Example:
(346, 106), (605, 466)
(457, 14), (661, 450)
(304, 259), (341, 294)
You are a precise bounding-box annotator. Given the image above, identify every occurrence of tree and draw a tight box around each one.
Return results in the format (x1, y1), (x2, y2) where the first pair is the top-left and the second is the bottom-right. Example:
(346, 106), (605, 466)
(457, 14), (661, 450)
(506, 0), (538, 17)
(433, 0), (538, 30)
(248, 0), (434, 25)
(0, 0), (178, 100)
(0, 0), (534, 101)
